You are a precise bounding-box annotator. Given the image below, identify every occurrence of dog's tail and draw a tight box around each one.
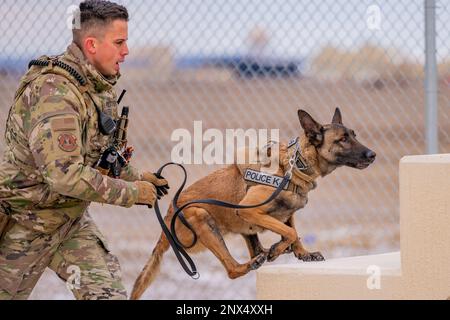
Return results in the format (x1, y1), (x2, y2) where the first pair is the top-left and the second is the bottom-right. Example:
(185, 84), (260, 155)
(130, 233), (169, 300)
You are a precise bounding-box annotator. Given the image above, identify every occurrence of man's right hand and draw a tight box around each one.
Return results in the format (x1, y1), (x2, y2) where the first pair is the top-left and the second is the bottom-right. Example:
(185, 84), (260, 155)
(135, 181), (158, 207)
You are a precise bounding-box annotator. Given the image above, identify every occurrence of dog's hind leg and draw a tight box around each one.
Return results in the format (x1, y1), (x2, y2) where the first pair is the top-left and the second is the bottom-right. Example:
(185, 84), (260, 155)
(242, 234), (268, 258)
(192, 207), (267, 279)
(130, 233), (170, 300)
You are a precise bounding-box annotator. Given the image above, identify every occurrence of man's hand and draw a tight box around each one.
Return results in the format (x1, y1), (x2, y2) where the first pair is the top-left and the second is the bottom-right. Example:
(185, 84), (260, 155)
(135, 181), (158, 207)
(141, 172), (170, 198)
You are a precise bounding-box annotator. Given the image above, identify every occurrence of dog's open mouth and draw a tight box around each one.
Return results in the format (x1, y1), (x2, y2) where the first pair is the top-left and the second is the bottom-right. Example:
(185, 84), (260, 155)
(354, 158), (376, 169)
(355, 162), (371, 169)
(346, 159), (374, 169)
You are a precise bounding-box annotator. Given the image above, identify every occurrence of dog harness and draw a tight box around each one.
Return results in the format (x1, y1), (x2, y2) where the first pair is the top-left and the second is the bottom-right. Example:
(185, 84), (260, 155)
(243, 137), (314, 195)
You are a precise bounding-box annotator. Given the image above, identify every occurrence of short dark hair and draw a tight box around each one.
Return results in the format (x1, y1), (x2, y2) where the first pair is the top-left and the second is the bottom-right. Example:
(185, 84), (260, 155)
(72, 0), (129, 47)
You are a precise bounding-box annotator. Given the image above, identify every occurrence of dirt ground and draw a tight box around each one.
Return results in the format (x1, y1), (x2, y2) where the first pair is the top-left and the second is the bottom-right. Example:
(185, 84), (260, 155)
(1, 73), (449, 299)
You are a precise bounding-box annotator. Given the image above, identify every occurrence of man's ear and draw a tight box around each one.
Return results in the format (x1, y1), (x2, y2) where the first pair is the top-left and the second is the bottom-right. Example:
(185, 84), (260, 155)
(84, 37), (97, 55)
(332, 107), (343, 125)
(297, 109), (324, 146)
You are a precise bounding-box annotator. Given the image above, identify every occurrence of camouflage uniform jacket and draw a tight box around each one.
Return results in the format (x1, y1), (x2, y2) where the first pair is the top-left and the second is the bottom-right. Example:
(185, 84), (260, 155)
(0, 43), (141, 233)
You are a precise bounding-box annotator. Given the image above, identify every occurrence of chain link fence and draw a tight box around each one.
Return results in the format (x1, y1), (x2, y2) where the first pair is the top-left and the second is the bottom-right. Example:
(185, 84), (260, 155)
(0, 0), (449, 299)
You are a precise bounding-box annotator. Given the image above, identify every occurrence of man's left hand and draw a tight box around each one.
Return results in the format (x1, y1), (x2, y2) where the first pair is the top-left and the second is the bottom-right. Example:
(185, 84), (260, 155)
(141, 172), (170, 198)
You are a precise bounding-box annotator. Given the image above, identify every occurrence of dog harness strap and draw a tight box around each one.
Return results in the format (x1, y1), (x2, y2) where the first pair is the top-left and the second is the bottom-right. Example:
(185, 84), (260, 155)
(287, 136), (309, 171)
(286, 182), (300, 194)
(291, 168), (315, 184)
(243, 168), (303, 195)
(287, 137), (298, 148)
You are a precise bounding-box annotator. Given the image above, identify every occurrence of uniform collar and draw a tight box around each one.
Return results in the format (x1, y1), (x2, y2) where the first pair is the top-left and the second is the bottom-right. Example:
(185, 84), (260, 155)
(64, 42), (119, 93)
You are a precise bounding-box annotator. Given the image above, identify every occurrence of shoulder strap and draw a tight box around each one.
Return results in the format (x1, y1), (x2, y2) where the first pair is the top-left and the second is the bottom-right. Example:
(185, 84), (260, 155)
(28, 58), (87, 88)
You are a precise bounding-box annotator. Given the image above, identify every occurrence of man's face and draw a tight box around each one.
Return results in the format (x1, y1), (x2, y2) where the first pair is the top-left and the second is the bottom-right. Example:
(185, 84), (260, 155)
(91, 19), (129, 77)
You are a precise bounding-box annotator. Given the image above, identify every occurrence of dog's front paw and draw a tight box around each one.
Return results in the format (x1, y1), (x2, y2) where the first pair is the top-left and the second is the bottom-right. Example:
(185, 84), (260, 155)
(283, 245), (293, 254)
(267, 244), (283, 262)
(250, 252), (268, 270)
(297, 251), (325, 262)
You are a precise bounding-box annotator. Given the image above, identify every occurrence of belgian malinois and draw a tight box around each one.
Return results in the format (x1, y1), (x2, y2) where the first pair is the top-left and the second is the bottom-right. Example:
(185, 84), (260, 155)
(131, 108), (376, 300)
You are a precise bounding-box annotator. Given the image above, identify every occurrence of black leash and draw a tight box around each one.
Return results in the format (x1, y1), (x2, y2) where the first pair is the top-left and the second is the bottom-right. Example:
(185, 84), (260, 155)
(152, 162), (291, 279)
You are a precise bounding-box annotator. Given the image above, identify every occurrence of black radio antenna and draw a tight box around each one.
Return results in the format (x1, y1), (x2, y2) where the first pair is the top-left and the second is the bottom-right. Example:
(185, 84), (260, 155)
(117, 89), (127, 105)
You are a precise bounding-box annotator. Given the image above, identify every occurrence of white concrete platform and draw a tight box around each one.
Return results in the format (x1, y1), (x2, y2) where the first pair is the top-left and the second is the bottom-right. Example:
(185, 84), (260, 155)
(257, 154), (450, 300)
(259, 252), (401, 276)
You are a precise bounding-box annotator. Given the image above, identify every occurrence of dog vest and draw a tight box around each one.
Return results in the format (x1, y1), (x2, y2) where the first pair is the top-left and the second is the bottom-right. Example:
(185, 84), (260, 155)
(243, 138), (314, 195)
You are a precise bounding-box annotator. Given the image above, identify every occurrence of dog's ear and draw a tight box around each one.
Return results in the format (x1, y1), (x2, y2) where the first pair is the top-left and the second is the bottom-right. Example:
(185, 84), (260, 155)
(331, 107), (343, 125)
(298, 109), (324, 146)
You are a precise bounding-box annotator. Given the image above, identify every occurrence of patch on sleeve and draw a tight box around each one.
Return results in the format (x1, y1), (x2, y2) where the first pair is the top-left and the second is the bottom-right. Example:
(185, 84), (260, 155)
(49, 115), (81, 157)
(51, 117), (77, 131)
(57, 133), (78, 152)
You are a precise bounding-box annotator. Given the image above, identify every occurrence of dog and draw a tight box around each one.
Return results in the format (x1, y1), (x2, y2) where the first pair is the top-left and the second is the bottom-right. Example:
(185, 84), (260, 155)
(131, 108), (376, 299)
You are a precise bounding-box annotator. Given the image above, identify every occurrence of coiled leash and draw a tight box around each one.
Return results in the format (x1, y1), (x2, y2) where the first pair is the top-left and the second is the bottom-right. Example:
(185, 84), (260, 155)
(151, 162), (293, 279)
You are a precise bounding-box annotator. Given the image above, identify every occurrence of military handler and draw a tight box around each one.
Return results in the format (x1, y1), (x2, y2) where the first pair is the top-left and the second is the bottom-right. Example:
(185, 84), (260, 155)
(0, 0), (168, 300)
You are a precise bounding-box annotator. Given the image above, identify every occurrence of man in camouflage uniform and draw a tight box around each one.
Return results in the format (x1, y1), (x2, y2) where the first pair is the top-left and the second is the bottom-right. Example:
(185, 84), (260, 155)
(0, 0), (168, 300)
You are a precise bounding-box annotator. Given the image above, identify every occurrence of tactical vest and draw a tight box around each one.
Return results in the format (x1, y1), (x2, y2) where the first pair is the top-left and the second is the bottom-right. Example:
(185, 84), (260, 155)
(1, 54), (119, 210)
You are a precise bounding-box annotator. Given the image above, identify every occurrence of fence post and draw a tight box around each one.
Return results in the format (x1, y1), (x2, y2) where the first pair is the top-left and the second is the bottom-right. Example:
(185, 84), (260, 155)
(424, 0), (438, 154)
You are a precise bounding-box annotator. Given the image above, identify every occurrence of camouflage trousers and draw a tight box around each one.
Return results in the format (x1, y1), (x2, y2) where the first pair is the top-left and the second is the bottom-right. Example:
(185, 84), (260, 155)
(0, 210), (127, 300)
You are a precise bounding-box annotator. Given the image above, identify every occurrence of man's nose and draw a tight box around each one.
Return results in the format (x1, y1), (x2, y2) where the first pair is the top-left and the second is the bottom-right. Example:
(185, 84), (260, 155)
(122, 43), (129, 56)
